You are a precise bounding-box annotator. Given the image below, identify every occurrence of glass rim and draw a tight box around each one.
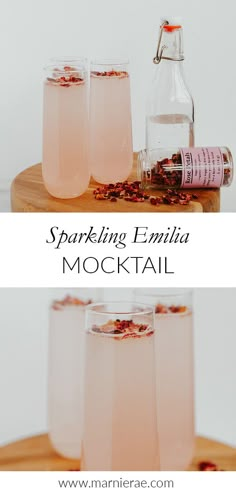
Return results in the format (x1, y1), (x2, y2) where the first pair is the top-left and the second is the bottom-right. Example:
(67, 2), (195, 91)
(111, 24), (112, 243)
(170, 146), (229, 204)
(139, 147), (179, 154)
(90, 57), (129, 66)
(134, 289), (193, 298)
(154, 308), (192, 318)
(86, 301), (154, 317)
(50, 303), (87, 311)
(44, 56), (87, 71)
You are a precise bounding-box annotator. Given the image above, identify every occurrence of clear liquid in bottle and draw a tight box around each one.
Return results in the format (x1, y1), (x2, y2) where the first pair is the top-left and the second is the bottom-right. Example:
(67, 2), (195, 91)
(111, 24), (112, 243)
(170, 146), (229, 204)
(146, 114), (194, 149)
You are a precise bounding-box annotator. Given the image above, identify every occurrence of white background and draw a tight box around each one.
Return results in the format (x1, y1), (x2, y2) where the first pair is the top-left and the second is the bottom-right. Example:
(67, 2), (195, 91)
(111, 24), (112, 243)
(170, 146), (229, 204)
(0, 288), (235, 448)
(1, 472), (236, 496)
(0, 213), (236, 287)
(1, 0), (236, 211)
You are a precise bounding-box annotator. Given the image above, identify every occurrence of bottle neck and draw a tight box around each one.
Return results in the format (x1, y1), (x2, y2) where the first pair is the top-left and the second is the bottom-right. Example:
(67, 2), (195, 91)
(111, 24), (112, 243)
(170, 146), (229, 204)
(153, 27), (186, 85)
(154, 26), (184, 64)
(157, 58), (184, 74)
(152, 59), (187, 94)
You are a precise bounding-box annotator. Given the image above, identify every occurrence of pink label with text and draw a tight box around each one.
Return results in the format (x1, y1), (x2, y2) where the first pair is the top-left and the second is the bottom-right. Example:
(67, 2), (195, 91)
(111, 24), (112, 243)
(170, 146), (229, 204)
(180, 147), (224, 188)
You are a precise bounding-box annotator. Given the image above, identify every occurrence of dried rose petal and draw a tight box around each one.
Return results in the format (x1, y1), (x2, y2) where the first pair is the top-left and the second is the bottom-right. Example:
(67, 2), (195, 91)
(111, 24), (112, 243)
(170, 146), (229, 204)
(198, 461), (218, 471)
(93, 180), (198, 208)
(155, 304), (188, 314)
(52, 294), (92, 310)
(47, 67), (84, 87)
(90, 319), (153, 339)
(91, 70), (129, 78)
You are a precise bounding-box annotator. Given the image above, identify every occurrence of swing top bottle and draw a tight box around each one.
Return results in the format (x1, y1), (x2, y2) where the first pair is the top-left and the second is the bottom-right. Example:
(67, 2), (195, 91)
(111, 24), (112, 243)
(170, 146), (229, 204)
(146, 19), (194, 150)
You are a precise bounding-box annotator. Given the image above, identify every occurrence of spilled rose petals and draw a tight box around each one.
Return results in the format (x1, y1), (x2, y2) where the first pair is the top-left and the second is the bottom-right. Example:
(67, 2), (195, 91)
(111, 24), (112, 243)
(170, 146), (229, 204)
(198, 461), (224, 471)
(93, 181), (199, 207)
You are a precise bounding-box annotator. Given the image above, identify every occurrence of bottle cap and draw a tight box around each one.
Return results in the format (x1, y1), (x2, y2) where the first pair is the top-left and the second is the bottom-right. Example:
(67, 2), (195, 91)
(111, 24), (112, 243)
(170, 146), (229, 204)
(160, 16), (182, 30)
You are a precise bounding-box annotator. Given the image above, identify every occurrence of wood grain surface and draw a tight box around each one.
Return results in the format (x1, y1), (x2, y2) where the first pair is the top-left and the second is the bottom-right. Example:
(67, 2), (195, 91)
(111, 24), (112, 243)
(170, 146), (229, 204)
(11, 154), (220, 212)
(0, 435), (235, 471)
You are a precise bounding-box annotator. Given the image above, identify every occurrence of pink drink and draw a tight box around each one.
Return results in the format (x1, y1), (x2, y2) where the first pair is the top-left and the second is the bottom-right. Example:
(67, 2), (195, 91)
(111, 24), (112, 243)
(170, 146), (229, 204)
(81, 305), (159, 471)
(155, 308), (194, 470)
(134, 290), (195, 470)
(89, 62), (133, 184)
(42, 60), (90, 199)
(48, 295), (91, 459)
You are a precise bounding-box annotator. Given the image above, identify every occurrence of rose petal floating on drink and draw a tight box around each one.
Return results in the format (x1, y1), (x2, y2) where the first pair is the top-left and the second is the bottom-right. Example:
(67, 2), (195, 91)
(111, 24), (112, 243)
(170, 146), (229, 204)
(46, 66), (85, 86)
(91, 70), (129, 78)
(90, 319), (153, 339)
(52, 294), (92, 310)
(155, 303), (187, 314)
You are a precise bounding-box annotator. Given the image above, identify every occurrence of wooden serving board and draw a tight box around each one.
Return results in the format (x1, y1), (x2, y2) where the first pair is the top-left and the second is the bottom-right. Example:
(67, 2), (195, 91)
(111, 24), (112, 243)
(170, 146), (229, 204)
(0, 435), (235, 471)
(11, 154), (220, 212)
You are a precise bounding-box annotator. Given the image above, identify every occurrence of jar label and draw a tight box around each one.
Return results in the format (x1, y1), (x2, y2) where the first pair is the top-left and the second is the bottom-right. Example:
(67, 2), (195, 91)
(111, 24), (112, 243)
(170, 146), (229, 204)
(180, 147), (224, 188)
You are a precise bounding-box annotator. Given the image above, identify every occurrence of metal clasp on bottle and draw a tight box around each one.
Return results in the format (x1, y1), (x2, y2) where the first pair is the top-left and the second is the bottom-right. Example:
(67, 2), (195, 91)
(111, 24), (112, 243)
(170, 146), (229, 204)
(153, 20), (184, 64)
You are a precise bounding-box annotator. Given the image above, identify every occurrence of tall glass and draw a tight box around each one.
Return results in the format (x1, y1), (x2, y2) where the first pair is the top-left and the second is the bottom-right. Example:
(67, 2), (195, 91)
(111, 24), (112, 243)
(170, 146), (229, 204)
(134, 289), (194, 470)
(48, 289), (102, 459)
(42, 58), (90, 198)
(89, 60), (133, 184)
(81, 302), (159, 471)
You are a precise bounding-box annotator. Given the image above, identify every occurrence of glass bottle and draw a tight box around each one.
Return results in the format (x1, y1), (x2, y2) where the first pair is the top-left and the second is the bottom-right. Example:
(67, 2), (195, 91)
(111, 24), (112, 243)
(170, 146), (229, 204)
(146, 18), (194, 150)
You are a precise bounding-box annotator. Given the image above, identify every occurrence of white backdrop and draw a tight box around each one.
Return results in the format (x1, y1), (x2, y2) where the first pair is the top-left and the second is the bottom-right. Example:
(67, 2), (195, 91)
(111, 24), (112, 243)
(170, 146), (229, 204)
(0, 288), (235, 448)
(1, 0), (236, 211)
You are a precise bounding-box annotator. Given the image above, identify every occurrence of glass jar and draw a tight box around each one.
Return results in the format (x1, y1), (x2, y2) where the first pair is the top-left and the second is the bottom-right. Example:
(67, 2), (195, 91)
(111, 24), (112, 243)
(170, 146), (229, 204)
(81, 302), (159, 471)
(89, 59), (133, 184)
(42, 57), (90, 199)
(138, 147), (233, 189)
(134, 289), (194, 470)
(48, 289), (102, 459)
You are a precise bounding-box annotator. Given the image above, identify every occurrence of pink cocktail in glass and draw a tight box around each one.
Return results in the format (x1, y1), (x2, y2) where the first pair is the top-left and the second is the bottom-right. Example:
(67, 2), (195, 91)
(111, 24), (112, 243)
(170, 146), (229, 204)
(42, 58), (90, 199)
(135, 290), (194, 470)
(89, 60), (133, 184)
(81, 303), (159, 471)
(48, 291), (101, 459)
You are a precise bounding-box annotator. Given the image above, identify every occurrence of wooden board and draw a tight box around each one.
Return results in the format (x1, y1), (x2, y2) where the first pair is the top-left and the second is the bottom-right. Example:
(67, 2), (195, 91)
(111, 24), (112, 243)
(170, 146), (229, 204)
(0, 435), (235, 471)
(11, 154), (220, 212)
